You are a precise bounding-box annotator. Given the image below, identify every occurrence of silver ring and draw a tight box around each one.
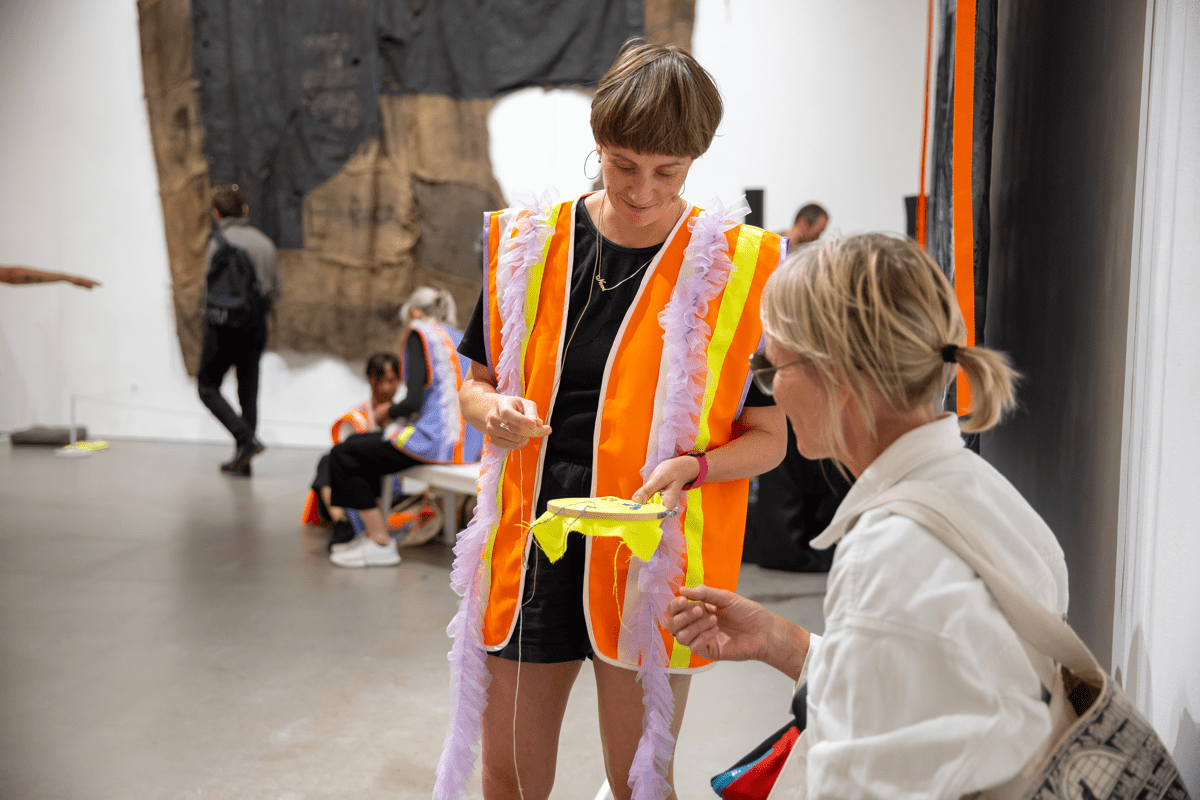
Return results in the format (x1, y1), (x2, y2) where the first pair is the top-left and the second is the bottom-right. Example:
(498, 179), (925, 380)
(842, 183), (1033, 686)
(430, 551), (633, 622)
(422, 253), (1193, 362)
(499, 422), (511, 432)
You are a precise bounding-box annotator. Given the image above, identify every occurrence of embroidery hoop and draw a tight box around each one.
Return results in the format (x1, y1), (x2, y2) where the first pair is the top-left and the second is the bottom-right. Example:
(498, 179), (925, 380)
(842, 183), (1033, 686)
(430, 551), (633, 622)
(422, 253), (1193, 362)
(546, 496), (677, 521)
(533, 496), (676, 565)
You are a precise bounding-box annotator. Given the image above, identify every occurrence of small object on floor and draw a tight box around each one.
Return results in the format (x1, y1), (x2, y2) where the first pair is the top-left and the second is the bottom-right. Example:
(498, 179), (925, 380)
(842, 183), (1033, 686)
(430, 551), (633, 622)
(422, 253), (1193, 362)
(60, 440), (109, 452)
(221, 438), (265, 473)
(330, 536), (401, 568)
(397, 504), (443, 548)
(10, 425), (87, 446)
(220, 461), (252, 477)
(328, 519), (356, 552)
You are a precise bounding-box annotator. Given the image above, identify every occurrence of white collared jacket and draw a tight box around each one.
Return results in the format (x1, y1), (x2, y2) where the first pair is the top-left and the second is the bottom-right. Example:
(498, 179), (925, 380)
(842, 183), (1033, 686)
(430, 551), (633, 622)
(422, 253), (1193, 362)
(795, 414), (1068, 799)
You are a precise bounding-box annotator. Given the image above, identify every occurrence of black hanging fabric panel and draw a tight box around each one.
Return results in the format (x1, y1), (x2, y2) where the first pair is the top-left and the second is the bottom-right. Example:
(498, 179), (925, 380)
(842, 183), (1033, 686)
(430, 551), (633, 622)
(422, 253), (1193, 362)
(929, 0), (955, 283)
(192, 1), (382, 249)
(929, 0), (997, 345)
(377, 0), (644, 98)
(928, 0), (996, 451)
(193, 0), (643, 251)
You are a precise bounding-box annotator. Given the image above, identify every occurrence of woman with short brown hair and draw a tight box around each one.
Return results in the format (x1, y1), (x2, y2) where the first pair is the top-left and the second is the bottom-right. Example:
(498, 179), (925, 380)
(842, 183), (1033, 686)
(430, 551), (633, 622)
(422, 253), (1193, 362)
(439, 40), (788, 800)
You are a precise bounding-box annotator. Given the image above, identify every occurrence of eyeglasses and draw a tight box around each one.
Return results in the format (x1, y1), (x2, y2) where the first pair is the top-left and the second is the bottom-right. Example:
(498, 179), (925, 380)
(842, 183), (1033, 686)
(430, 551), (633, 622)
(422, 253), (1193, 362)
(748, 350), (804, 396)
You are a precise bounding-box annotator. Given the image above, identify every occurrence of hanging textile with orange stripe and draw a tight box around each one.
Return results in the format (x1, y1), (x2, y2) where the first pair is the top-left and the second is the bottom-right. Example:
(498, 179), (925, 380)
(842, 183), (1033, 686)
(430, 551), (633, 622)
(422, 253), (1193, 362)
(926, 0), (997, 424)
(952, 0), (977, 416)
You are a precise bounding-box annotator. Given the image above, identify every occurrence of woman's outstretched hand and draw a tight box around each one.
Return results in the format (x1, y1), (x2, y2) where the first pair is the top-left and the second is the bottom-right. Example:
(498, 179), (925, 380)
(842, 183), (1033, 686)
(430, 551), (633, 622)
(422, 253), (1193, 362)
(666, 585), (772, 663)
(667, 585), (812, 680)
(486, 395), (551, 451)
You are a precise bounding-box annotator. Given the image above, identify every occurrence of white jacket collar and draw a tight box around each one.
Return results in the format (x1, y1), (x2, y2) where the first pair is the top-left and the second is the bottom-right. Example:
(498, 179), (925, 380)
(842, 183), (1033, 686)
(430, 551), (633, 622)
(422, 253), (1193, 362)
(812, 413), (965, 549)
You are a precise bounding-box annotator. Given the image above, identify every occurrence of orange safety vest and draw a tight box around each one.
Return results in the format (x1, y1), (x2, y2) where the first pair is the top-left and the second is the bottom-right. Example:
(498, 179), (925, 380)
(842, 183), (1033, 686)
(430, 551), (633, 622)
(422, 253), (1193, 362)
(479, 196), (783, 671)
(300, 401), (377, 525)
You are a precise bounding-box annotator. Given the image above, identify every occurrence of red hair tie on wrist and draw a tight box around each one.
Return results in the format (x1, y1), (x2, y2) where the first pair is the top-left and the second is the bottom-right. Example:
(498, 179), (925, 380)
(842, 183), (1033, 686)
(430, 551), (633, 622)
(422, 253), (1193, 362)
(681, 450), (708, 489)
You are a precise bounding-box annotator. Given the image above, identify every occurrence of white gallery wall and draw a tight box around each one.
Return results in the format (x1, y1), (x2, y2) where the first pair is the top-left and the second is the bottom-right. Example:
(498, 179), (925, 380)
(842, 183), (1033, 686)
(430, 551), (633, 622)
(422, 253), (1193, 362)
(0, 0), (926, 447)
(1114, 0), (1200, 789)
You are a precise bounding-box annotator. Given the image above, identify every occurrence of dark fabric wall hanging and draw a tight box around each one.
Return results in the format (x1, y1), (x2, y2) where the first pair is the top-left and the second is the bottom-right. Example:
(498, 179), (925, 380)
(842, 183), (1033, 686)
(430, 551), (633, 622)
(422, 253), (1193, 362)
(928, 0), (996, 438)
(377, 0), (642, 98)
(983, 0), (1146, 670)
(139, 0), (694, 374)
(192, 1), (382, 250)
(929, 0), (996, 345)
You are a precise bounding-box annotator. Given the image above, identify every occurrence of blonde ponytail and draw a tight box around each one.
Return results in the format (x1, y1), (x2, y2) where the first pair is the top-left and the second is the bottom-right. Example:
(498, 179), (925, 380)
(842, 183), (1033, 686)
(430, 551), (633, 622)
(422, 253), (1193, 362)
(948, 344), (1019, 433)
(761, 233), (1021, 448)
(434, 289), (458, 328)
(400, 286), (459, 327)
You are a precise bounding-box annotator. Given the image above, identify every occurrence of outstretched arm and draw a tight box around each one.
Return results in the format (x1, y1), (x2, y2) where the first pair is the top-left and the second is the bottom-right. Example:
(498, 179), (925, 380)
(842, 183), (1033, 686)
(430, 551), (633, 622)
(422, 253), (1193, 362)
(0, 265), (101, 288)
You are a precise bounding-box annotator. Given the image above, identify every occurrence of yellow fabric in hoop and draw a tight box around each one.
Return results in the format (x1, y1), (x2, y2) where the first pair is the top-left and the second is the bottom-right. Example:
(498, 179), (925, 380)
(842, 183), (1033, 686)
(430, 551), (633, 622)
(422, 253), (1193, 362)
(528, 496), (673, 564)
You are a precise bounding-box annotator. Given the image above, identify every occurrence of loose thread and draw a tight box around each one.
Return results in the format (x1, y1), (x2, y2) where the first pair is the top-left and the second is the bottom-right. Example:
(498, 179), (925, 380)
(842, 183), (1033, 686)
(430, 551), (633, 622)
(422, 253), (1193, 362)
(512, 444), (527, 800)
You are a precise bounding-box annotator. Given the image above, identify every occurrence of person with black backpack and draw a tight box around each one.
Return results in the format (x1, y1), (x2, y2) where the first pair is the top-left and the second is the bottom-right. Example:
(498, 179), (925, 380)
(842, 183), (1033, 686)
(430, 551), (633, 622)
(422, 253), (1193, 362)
(197, 185), (280, 476)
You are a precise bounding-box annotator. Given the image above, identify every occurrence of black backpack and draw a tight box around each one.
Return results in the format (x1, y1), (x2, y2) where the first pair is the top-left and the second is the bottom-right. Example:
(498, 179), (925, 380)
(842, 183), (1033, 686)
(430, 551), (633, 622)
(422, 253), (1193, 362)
(204, 227), (262, 328)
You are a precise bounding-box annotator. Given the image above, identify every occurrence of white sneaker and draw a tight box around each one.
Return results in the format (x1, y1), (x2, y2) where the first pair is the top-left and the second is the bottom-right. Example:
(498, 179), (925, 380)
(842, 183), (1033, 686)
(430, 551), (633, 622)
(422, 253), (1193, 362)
(329, 535), (401, 568)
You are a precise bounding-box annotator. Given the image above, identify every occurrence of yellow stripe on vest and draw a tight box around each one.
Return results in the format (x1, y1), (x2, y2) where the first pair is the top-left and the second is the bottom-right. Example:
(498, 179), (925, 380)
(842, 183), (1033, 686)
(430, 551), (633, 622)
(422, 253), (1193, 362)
(394, 425), (417, 448)
(669, 485), (707, 668)
(670, 226), (762, 667)
(517, 204), (559, 393)
(695, 226), (761, 451)
(482, 459), (508, 568)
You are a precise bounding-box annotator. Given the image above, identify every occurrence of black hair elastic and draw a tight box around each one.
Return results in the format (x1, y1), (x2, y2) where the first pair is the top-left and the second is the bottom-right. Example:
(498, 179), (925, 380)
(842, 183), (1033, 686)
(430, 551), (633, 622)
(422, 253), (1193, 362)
(941, 344), (960, 363)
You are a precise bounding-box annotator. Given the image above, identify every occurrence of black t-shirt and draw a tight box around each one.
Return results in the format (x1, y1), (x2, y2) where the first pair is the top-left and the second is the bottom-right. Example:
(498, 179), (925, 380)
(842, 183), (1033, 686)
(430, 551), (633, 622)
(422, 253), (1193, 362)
(459, 198), (772, 461)
(387, 331), (426, 420)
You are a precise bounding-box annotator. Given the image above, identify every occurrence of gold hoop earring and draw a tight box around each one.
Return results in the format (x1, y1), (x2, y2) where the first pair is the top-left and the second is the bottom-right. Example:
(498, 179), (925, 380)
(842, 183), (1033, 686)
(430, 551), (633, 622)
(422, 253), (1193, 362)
(584, 150), (601, 181)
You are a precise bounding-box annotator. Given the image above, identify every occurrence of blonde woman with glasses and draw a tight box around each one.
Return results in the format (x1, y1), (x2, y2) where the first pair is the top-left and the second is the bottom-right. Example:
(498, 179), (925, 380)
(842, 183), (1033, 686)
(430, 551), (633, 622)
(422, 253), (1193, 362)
(668, 233), (1070, 799)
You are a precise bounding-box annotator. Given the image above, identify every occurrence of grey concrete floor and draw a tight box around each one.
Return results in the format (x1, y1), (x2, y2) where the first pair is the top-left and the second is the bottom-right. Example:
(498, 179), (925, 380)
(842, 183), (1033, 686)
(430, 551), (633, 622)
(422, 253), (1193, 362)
(0, 438), (825, 799)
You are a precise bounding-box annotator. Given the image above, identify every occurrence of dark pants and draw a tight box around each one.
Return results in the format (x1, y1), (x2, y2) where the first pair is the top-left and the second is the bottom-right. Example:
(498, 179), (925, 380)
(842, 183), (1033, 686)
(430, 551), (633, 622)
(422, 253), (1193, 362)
(329, 432), (422, 511)
(197, 321), (267, 446)
(311, 454), (334, 522)
(493, 457), (594, 663)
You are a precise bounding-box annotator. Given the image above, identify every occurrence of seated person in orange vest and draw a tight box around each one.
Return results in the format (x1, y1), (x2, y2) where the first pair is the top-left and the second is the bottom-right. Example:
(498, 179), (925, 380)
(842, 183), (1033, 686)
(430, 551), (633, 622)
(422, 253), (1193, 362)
(444, 41), (787, 800)
(327, 287), (483, 568)
(301, 352), (402, 547)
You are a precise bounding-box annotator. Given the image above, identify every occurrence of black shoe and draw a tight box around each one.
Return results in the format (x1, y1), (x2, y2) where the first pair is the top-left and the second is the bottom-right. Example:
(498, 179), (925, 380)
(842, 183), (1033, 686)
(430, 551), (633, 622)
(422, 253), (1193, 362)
(220, 461), (252, 477)
(221, 438), (265, 473)
(328, 519), (356, 551)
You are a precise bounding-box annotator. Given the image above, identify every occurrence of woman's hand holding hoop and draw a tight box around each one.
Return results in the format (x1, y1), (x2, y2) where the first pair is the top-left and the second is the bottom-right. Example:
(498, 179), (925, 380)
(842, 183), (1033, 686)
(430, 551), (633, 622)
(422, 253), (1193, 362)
(487, 395), (551, 451)
(632, 455), (701, 510)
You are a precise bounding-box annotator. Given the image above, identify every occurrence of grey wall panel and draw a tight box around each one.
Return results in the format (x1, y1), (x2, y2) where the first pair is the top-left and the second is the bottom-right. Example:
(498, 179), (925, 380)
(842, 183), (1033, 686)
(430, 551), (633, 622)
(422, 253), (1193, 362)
(984, 0), (1147, 670)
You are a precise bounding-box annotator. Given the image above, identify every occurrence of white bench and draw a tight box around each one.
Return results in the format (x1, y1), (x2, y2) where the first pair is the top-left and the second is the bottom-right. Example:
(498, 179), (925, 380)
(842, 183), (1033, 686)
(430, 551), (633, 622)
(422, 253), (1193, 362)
(383, 462), (481, 539)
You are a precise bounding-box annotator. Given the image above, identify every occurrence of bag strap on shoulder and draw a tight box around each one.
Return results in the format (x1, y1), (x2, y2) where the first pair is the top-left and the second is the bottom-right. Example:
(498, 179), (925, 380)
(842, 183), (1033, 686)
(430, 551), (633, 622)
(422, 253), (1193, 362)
(855, 482), (1105, 686)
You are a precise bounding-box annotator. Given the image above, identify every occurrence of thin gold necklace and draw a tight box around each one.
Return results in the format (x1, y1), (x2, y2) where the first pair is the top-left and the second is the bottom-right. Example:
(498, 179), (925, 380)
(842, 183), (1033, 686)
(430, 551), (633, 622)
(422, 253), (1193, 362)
(549, 194), (680, 408)
(593, 194), (680, 292)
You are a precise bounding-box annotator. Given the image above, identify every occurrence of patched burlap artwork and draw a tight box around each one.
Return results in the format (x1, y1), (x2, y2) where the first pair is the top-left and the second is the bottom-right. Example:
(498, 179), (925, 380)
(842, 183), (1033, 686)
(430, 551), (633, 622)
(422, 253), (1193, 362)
(137, 0), (695, 374)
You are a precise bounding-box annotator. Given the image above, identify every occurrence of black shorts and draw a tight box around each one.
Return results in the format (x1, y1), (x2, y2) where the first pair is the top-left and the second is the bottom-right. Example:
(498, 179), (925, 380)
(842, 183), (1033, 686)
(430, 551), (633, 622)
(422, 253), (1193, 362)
(491, 458), (594, 664)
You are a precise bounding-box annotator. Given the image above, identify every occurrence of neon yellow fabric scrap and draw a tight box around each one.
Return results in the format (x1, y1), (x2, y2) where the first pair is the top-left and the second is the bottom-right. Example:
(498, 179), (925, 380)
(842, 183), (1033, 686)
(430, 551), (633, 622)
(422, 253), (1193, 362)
(528, 497), (668, 564)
